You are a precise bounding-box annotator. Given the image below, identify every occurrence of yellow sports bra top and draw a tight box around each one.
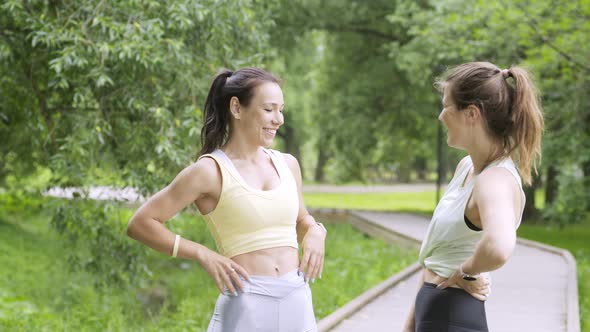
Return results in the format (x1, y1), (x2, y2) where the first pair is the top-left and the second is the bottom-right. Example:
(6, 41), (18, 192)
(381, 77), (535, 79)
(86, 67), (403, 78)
(198, 149), (299, 258)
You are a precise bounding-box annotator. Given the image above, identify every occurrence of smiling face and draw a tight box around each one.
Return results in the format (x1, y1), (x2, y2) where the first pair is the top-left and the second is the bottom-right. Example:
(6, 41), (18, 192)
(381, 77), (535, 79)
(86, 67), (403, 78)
(232, 82), (285, 148)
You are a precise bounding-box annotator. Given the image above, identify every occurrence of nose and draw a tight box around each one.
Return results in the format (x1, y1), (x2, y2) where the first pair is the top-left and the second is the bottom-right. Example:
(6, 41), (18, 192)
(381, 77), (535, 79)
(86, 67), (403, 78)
(273, 111), (284, 126)
(438, 109), (444, 122)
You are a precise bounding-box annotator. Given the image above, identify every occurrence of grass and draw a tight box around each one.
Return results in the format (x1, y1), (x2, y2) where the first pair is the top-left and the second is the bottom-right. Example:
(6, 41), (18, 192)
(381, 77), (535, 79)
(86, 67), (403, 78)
(0, 197), (415, 331)
(304, 189), (546, 215)
(304, 191), (438, 215)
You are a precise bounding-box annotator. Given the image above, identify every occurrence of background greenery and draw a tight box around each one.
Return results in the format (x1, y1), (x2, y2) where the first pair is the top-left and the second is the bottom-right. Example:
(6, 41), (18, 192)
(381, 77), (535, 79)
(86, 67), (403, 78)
(1, 0), (588, 330)
(0, 194), (416, 331)
(2, 0), (588, 222)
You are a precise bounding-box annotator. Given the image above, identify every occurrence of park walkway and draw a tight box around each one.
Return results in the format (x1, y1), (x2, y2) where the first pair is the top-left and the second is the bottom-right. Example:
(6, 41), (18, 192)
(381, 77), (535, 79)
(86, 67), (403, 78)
(318, 211), (579, 332)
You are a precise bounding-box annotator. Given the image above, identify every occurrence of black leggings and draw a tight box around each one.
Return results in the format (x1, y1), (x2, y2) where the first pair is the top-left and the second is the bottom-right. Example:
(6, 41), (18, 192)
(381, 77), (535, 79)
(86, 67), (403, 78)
(414, 282), (488, 332)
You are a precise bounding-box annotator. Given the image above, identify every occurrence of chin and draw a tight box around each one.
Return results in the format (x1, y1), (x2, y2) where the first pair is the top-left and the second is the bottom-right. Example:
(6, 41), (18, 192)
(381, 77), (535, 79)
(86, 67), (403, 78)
(446, 136), (454, 147)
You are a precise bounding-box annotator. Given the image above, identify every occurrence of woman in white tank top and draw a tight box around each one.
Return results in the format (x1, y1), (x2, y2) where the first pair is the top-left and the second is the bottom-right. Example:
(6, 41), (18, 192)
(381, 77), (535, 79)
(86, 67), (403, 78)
(404, 62), (544, 332)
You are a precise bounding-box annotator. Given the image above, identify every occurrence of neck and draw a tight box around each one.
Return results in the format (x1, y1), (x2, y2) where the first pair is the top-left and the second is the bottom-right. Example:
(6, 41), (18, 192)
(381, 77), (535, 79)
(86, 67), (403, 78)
(222, 135), (263, 161)
(466, 137), (502, 174)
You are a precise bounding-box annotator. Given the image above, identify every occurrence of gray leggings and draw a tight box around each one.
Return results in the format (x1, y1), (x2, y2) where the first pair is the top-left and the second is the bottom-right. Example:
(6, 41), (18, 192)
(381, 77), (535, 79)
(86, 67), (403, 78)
(207, 269), (317, 332)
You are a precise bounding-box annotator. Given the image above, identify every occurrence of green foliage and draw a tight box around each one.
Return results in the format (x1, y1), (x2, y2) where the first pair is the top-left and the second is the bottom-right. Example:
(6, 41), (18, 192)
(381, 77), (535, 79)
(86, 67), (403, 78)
(50, 198), (146, 287)
(1, 0), (280, 287)
(271, 0), (441, 183)
(542, 168), (590, 226)
(384, 0), (590, 224)
(1, 0), (277, 191)
(0, 199), (414, 330)
(273, 0), (590, 223)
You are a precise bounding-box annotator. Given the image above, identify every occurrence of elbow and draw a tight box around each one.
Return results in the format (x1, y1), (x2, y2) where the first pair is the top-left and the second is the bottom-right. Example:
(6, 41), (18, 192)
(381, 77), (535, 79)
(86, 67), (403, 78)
(126, 218), (138, 239)
(487, 241), (515, 270)
(483, 232), (516, 270)
(490, 250), (511, 268)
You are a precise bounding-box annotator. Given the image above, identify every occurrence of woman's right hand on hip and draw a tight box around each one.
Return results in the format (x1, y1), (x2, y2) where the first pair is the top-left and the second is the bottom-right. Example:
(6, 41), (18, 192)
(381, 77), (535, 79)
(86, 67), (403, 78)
(199, 249), (250, 296)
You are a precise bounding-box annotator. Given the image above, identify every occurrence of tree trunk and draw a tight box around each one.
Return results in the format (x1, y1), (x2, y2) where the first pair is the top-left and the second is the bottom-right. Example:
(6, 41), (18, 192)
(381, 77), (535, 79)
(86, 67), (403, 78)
(584, 159), (590, 212)
(279, 123), (303, 177)
(545, 165), (558, 205)
(584, 99), (590, 211)
(314, 141), (329, 183)
(522, 185), (537, 222)
(522, 172), (541, 222)
(414, 156), (427, 181)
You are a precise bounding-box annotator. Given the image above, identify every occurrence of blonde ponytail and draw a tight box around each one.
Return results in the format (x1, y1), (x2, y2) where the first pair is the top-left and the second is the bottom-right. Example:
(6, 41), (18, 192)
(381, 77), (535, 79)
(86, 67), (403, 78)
(508, 66), (544, 185)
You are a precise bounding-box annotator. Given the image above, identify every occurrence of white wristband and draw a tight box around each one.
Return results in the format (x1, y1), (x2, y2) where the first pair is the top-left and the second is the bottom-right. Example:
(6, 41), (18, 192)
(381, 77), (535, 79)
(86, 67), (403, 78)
(172, 234), (181, 258)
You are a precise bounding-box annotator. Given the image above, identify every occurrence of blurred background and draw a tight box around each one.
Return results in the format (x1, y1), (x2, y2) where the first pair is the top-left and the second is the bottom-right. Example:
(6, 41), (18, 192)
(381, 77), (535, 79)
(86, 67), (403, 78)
(1, 0), (588, 330)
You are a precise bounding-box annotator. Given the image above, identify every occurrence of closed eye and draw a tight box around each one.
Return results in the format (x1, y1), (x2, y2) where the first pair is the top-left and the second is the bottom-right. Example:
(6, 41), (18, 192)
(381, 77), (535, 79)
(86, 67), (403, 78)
(264, 108), (284, 113)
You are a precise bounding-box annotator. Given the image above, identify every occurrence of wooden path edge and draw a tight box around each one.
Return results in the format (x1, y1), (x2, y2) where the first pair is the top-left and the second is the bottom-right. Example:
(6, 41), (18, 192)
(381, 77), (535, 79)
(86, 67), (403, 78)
(312, 208), (581, 332)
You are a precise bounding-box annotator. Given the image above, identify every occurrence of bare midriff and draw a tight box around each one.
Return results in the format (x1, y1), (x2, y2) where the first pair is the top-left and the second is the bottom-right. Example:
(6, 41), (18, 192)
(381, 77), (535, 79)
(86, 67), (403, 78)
(423, 268), (462, 289)
(231, 246), (299, 277)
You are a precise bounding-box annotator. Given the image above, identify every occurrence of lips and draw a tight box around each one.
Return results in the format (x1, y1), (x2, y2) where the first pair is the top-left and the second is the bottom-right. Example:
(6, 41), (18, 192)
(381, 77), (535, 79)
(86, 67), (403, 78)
(264, 128), (277, 136)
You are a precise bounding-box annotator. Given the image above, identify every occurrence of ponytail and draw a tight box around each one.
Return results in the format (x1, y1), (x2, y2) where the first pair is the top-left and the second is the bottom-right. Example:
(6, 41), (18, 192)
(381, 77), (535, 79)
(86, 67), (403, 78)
(508, 66), (544, 185)
(199, 70), (233, 156)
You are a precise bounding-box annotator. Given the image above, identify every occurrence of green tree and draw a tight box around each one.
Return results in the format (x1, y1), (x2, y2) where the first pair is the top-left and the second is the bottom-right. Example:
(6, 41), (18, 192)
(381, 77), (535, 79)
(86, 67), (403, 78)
(0, 0), (279, 284)
(389, 0), (590, 223)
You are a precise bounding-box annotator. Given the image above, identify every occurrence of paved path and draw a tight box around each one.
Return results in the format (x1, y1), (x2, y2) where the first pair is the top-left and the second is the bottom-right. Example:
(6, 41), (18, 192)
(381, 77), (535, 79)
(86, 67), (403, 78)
(327, 211), (573, 332)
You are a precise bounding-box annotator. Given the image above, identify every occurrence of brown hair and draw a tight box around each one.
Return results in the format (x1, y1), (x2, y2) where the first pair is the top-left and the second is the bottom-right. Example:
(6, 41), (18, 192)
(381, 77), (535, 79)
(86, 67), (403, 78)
(199, 67), (280, 156)
(436, 62), (544, 185)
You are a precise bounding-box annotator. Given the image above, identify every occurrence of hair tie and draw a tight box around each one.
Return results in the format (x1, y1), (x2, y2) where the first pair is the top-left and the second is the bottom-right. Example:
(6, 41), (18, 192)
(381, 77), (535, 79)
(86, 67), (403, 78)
(225, 71), (234, 84)
(501, 69), (510, 79)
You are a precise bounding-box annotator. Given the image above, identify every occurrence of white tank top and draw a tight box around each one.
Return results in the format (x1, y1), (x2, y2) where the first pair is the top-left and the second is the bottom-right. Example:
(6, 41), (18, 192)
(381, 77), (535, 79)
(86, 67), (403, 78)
(418, 156), (525, 278)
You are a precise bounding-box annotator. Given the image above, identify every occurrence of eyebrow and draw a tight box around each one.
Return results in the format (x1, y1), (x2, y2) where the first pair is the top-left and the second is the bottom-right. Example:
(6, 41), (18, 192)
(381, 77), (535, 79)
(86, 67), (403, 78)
(262, 103), (285, 108)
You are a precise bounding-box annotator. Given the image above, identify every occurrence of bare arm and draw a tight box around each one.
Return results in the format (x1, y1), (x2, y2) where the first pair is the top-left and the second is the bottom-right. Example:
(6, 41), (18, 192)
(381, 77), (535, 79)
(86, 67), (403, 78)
(437, 167), (521, 295)
(127, 158), (217, 257)
(283, 153), (326, 281)
(127, 158), (249, 295)
(461, 167), (521, 274)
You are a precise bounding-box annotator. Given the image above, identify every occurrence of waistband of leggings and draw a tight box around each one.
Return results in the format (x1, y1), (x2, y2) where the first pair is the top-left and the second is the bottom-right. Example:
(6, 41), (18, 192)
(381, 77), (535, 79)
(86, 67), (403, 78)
(227, 269), (308, 298)
(422, 282), (471, 294)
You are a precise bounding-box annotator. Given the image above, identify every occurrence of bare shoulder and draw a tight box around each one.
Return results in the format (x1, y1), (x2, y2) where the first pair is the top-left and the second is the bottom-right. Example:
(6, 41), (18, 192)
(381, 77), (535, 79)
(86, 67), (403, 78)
(173, 157), (221, 194)
(474, 167), (521, 200)
(281, 152), (299, 168)
(280, 152), (303, 181)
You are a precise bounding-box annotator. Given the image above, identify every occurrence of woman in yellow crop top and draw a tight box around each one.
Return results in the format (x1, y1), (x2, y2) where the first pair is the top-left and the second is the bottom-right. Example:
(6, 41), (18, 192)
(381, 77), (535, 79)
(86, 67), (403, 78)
(127, 68), (326, 331)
